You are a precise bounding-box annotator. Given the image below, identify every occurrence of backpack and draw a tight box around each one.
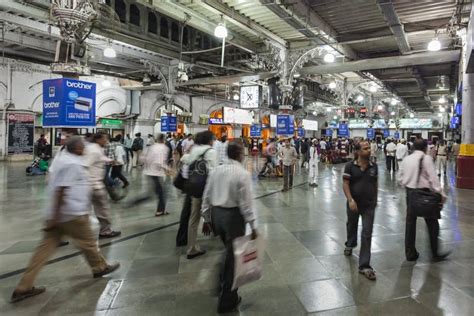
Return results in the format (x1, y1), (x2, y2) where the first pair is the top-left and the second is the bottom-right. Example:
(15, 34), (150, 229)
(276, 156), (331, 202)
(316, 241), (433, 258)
(176, 140), (183, 156)
(131, 138), (143, 151)
(185, 148), (211, 198)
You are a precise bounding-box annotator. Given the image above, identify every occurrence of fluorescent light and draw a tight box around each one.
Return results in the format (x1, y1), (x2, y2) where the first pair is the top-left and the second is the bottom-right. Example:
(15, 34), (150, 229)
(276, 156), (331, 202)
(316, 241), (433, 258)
(391, 98), (397, 105)
(377, 105), (383, 110)
(410, 113), (415, 118)
(324, 53), (335, 63)
(440, 107), (446, 112)
(326, 107), (332, 112)
(356, 95), (364, 102)
(102, 79), (111, 87)
(103, 47), (116, 58)
(438, 96), (446, 103)
(214, 23), (227, 38)
(293, 72), (301, 78)
(390, 111), (395, 116)
(428, 38), (441, 51)
(438, 113), (443, 117)
(312, 111), (317, 115)
(369, 85), (378, 93)
(333, 115), (338, 120)
(328, 81), (336, 89)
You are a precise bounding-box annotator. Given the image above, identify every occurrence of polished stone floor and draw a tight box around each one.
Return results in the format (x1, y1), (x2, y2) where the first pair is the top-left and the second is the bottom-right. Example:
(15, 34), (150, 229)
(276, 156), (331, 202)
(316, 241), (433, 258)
(0, 155), (473, 315)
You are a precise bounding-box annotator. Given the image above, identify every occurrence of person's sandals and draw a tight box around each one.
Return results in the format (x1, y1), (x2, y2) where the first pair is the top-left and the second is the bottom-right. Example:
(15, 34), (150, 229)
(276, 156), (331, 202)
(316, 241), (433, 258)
(344, 247), (353, 256)
(359, 268), (376, 281)
(93, 263), (121, 278)
(10, 286), (46, 303)
(155, 211), (170, 217)
(187, 250), (206, 260)
(99, 231), (122, 239)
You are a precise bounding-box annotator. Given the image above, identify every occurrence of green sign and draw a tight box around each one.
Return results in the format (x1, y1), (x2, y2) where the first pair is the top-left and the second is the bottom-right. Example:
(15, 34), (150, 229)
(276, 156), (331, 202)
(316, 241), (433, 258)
(99, 118), (122, 128)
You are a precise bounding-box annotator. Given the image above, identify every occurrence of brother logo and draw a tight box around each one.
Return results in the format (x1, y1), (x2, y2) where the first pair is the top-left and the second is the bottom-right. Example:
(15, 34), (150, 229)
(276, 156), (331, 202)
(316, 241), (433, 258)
(66, 80), (93, 90)
(44, 102), (60, 109)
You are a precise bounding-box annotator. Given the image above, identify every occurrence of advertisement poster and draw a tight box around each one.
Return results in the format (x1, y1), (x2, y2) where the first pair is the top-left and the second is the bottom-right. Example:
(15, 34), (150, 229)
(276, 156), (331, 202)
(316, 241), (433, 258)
(338, 123), (349, 137)
(367, 128), (375, 139)
(302, 119), (318, 131)
(325, 129), (333, 136)
(288, 115), (295, 135)
(161, 116), (177, 132)
(223, 107), (253, 125)
(250, 124), (261, 137)
(394, 131), (400, 139)
(7, 113), (34, 154)
(276, 115), (290, 135)
(383, 129), (390, 137)
(298, 127), (304, 137)
(43, 78), (96, 127)
(399, 118), (432, 129)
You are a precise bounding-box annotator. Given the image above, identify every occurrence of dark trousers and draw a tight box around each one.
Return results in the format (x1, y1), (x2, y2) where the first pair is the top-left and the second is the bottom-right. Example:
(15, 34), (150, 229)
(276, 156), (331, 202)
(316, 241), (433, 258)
(104, 164), (114, 187)
(259, 156), (273, 175)
(130, 176), (166, 212)
(405, 188), (440, 259)
(176, 194), (192, 247)
(300, 153), (308, 167)
(345, 206), (375, 269)
(283, 165), (294, 190)
(125, 148), (133, 163)
(111, 165), (129, 186)
(211, 207), (246, 311)
(386, 155), (396, 172)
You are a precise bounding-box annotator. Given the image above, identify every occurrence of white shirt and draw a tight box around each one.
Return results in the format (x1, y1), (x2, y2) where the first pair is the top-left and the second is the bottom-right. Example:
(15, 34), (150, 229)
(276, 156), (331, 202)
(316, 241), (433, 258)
(309, 146), (318, 161)
(370, 142), (378, 156)
(396, 143), (408, 160)
(201, 160), (257, 229)
(182, 138), (194, 153)
(84, 143), (112, 189)
(213, 140), (228, 165)
(386, 142), (397, 156)
(143, 143), (170, 177)
(398, 151), (444, 196)
(46, 151), (91, 221)
(320, 140), (327, 150)
(279, 146), (298, 166)
(114, 143), (126, 165)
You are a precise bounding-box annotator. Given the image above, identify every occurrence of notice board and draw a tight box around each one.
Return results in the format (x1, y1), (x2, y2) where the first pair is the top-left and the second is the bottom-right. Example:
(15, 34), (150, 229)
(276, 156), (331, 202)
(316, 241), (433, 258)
(7, 113), (34, 154)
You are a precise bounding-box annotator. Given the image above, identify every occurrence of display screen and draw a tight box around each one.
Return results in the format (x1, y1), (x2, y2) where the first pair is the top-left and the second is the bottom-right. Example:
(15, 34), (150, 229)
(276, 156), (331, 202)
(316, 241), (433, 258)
(348, 119), (368, 129)
(399, 118), (433, 129)
(223, 107), (253, 125)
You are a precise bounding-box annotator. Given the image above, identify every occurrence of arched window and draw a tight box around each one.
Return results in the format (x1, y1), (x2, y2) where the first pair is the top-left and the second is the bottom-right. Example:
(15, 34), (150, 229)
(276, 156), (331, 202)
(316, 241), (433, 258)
(130, 4), (140, 26)
(160, 17), (169, 38)
(115, 0), (126, 23)
(148, 12), (157, 34)
(171, 22), (179, 42)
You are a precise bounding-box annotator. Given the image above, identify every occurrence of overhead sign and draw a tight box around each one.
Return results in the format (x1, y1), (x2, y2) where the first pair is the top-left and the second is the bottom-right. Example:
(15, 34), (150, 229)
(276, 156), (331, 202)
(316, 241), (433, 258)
(208, 118), (224, 124)
(394, 131), (400, 139)
(325, 129), (333, 136)
(250, 124), (261, 137)
(455, 102), (462, 116)
(276, 115), (294, 135)
(7, 113), (34, 155)
(383, 129), (390, 137)
(367, 128), (375, 140)
(43, 78), (96, 127)
(338, 123), (349, 137)
(349, 119), (368, 129)
(99, 118), (122, 128)
(223, 107), (253, 125)
(298, 127), (305, 137)
(399, 118), (433, 129)
(161, 115), (177, 132)
(302, 119), (318, 131)
(270, 114), (277, 127)
(373, 119), (387, 129)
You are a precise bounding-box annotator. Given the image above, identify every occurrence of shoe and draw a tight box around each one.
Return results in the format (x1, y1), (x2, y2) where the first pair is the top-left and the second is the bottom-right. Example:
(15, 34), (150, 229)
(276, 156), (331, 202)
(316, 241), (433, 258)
(281, 188), (288, 192)
(57, 240), (69, 247)
(217, 296), (242, 314)
(344, 247), (353, 256)
(93, 263), (120, 278)
(433, 251), (451, 262)
(10, 286), (46, 303)
(406, 252), (420, 262)
(187, 250), (206, 260)
(99, 231), (122, 239)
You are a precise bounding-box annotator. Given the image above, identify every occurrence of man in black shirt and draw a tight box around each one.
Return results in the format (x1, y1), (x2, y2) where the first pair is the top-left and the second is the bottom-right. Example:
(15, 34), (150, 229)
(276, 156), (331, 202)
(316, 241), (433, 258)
(342, 141), (378, 280)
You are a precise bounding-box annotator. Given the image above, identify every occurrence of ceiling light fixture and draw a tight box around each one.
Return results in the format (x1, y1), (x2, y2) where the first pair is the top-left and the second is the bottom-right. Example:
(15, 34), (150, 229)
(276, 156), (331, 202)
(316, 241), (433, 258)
(329, 81), (337, 89)
(324, 52), (335, 63)
(214, 17), (228, 38)
(427, 38), (441, 52)
(369, 85), (378, 93)
(410, 113), (415, 118)
(391, 98), (398, 105)
(438, 96), (446, 104)
(233, 93), (239, 101)
(326, 107), (332, 112)
(377, 105), (383, 111)
(313, 111), (317, 115)
(356, 95), (364, 102)
(440, 107), (446, 113)
(333, 115), (338, 120)
(390, 111), (395, 116)
(103, 46), (116, 58)
(438, 113), (443, 117)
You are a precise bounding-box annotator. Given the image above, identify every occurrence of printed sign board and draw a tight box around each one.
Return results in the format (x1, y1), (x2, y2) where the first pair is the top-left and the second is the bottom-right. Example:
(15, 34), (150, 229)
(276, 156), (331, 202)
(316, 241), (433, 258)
(7, 113), (34, 154)
(161, 116), (177, 132)
(367, 128), (375, 139)
(338, 123), (349, 137)
(250, 124), (261, 137)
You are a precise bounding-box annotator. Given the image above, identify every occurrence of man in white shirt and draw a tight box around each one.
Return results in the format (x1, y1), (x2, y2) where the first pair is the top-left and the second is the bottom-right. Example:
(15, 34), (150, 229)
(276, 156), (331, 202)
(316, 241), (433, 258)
(395, 139), (408, 170)
(279, 139), (298, 191)
(182, 134), (194, 154)
(385, 139), (397, 173)
(11, 137), (119, 303)
(201, 141), (258, 313)
(84, 132), (121, 239)
(213, 135), (229, 165)
(398, 138), (449, 262)
(370, 140), (378, 163)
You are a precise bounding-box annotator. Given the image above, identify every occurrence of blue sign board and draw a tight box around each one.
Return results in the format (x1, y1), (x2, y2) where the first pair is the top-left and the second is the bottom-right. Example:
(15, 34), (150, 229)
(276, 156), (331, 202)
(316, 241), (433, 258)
(276, 115), (291, 135)
(161, 116), (177, 132)
(43, 78), (96, 127)
(298, 127), (304, 137)
(288, 115), (295, 135)
(394, 131), (400, 140)
(209, 118), (223, 124)
(325, 129), (332, 136)
(453, 116), (460, 124)
(250, 124), (261, 137)
(338, 123), (349, 137)
(367, 128), (375, 140)
(383, 129), (390, 137)
(455, 102), (462, 116)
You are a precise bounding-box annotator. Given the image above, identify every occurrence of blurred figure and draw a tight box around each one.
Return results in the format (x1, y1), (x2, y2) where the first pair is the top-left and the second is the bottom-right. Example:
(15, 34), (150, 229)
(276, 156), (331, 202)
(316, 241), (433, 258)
(131, 133), (144, 168)
(128, 134), (170, 216)
(435, 140), (448, 176)
(104, 134), (116, 187)
(308, 139), (319, 187)
(182, 134), (194, 154)
(398, 139), (449, 262)
(36, 134), (48, 157)
(123, 134), (133, 164)
(385, 139), (397, 172)
(10, 137), (119, 303)
(201, 141), (258, 313)
(111, 135), (129, 188)
(452, 139), (461, 174)
(84, 132), (121, 239)
(214, 135), (229, 165)
(280, 138), (298, 192)
(370, 140), (378, 163)
(396, 139), (409, 171)
(258, 138), (277, 177)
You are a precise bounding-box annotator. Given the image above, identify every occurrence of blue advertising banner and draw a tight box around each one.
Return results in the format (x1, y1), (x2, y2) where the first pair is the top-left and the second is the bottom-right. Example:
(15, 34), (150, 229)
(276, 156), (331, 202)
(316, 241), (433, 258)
(250, 124), (261, 137)
(298, 127), (304, 137)
(367, 128), (375, 139)
(455, 102), (462, 116)
(161, 116), (169, 132)
(338, 123), (349, 137)
(276, 115), (289, 135)
(43, 78), (96, 127)
(288, 115), (295, 135)
(394, 131), (400, 139)
(383, 129), (390, 137)
(325, 129), (332, 136)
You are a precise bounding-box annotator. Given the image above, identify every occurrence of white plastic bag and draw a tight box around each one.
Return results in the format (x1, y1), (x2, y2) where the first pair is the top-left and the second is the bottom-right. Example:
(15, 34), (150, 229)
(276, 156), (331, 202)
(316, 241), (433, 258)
(232, 234), (265, 290)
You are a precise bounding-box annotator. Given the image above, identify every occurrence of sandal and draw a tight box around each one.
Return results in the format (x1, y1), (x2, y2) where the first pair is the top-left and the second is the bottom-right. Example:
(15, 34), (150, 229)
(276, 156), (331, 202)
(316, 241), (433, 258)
(359, 268), (376, 281)
(155, 211), (169, 217)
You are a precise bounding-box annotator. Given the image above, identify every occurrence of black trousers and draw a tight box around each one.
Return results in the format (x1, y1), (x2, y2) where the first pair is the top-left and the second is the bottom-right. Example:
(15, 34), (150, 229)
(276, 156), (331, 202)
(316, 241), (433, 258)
(111, 165), (129, 186)
(211, 207), (245, 311)
(386, 155), (396, 172)
(130, 176), (166, 212)
(405, 188), (440, 259)
(345, 206), (375, 269)
(176, 194), (192, 247)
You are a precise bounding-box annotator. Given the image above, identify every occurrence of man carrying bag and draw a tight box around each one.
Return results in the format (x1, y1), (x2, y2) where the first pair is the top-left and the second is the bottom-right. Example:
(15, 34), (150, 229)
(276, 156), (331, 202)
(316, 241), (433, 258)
(398, 138), (450, 262)
(201, 141), (259, 314)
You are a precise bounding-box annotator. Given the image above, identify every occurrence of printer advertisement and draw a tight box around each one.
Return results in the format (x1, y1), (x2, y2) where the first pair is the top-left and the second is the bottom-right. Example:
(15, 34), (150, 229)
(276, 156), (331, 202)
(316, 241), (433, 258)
(43, 78), (96, 127)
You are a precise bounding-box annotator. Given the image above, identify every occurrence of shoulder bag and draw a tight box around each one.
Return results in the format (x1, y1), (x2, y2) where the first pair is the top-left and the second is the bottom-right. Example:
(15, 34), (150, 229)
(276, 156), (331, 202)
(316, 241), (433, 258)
(410, 155), (442, 219)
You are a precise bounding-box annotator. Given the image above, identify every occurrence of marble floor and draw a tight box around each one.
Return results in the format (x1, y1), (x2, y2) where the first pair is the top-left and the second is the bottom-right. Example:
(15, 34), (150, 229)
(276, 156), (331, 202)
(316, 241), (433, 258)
(0, 156), (473, 315)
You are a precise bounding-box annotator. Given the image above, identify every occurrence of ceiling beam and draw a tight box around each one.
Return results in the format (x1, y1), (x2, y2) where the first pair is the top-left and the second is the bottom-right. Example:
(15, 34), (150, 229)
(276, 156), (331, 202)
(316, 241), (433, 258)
(376, 0), (411, 54)
(412, 68), (432, 109)
(199, 0), (286, 49)
(299, 50), (460, 75)
(177, 71), (276, 86)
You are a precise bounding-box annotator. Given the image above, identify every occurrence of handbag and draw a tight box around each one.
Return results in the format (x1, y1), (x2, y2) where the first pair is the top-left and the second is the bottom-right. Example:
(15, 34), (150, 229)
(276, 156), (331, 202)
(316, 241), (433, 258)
(173, 167), (186, 191)
(410, 155), (442, 219)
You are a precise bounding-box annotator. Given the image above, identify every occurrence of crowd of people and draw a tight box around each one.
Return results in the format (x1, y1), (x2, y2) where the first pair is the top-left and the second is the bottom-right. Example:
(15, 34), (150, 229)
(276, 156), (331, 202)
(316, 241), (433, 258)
(13, 130), (456, 313)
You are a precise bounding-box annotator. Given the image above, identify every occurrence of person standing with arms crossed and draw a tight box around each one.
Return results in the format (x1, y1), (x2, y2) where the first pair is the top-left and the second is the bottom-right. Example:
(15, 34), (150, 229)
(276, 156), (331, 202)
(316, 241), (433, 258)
(280, 138), (298, 192)
(342, 141), (378, 280)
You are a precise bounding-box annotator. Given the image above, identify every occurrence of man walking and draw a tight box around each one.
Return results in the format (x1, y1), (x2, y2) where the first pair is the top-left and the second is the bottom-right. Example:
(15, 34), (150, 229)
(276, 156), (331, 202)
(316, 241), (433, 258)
(201, 141), (258, 313)
(342, 141), (377, 280)
(435, 140), (448, 176)
(396, 139), (409, 171)
(131, 133), (144, 167)
(10, 137), (119, 303)
(308, 139), (319, 187)
(398, 139), (449, 262)
(111, 135), (129, 188)
(123, 134), (133, 164)
(280, 138), (298, 192)
(385, 138), (397, 172)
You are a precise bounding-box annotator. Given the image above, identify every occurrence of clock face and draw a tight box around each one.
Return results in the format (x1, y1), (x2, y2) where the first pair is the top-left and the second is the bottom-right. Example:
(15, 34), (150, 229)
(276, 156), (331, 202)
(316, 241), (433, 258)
(240, 86), (260, 109)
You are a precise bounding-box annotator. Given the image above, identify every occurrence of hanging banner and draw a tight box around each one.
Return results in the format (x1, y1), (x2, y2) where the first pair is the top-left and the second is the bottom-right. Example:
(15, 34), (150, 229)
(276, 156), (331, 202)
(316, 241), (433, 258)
(250, 124), (261, 137)
(338, 123), (349, 137)
(367, 128), (375, 140)
(383, 129), (390, 137)
(42, 78), (96, 127)
(276, 115), (290, 135)
(161, 116), (177, 132)
(298, 127), (305, 137)
(302, 119), (318, 131)
(325, 129), (333, 136)
(7, 113), (34, 155)
(289, 115), (295, 135)
(394, 131), (400, 140)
